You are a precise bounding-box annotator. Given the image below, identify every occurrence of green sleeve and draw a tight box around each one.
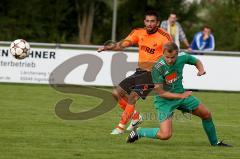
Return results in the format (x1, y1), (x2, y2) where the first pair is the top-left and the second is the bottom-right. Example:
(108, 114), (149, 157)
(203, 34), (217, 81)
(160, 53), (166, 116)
(151, 66), (164, 84)
(185, 53), (198, 65)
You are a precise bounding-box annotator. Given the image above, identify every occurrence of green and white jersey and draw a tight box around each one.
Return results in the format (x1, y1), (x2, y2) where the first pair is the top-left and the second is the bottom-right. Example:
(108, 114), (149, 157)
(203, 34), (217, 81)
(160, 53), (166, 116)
(152, 52), (197, 94)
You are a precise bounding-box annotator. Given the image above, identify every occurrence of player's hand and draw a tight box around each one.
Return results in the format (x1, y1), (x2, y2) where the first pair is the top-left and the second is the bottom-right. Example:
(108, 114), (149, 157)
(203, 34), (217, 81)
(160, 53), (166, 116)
(97, 47), (105, 53)
(180, 91), (192, 99)
(197, 71), (206, 76)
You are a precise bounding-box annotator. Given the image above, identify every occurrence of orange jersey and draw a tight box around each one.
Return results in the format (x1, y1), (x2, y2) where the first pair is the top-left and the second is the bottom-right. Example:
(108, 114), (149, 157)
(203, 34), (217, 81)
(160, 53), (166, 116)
(124, 28), (172, 71)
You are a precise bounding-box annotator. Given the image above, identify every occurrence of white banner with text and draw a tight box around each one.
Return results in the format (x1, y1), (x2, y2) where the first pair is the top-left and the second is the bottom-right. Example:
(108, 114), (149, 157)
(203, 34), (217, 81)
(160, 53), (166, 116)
(0, 46), (240, 91)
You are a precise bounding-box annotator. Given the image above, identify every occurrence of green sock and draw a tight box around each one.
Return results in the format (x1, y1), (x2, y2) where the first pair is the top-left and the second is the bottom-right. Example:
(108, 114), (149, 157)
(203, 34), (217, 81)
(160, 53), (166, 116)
(202, 118), (218, 145)
(137, 128), (159, 139)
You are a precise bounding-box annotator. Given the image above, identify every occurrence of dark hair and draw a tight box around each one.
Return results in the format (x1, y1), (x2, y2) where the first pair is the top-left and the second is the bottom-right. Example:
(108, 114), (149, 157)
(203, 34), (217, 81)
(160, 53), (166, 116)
(164, 42), (179, 53)
(145, 10), (159, 21)
(202, 25), (212, 31)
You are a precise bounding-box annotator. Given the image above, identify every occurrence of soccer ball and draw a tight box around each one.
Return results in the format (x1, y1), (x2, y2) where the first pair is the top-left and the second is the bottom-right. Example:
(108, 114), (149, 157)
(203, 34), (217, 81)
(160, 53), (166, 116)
(10, 39), (30, 59)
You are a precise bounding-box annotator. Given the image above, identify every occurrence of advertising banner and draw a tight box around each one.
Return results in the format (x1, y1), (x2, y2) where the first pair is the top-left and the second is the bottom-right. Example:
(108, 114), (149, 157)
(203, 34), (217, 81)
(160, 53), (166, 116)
(0, 46), (240, 91)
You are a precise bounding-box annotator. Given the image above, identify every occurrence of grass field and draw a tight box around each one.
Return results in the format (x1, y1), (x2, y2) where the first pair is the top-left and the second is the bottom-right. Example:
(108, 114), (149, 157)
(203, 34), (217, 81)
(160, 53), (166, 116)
(0, 83), (239, 159)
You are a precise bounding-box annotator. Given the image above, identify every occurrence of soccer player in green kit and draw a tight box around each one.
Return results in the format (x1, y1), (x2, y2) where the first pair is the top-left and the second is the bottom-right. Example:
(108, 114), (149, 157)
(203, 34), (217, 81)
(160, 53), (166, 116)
(127, 42), (231, 147)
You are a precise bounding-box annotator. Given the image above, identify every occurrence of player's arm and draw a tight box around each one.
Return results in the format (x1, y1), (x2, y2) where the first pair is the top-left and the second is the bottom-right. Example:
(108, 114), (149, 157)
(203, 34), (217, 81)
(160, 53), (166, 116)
(97, 40), (132, 52)
(185, 53), (206, 76)
(97, 29), (138, 52)
(154, 84), (192, 99)
(195, 59), (206, 76)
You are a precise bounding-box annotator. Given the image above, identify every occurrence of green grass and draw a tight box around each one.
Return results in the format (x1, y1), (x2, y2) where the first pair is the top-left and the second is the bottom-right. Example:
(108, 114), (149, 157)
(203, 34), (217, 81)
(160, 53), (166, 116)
(0, 83), (239, 159)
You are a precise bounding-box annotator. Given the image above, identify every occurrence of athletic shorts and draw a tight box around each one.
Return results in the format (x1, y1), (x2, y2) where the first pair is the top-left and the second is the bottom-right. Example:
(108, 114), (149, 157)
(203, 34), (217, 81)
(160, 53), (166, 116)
(119, 68), (154, 99)
(154, 95), (200, 122)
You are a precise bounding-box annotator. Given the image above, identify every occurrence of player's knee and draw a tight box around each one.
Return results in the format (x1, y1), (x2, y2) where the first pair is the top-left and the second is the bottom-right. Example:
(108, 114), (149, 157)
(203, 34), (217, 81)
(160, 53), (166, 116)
(128, 93), (139, 104)
(162, 133), (172, 140)
(202, 111), (212, 120)
(112, 89), (119, 99)
(130, 92), (139, 100)
(157, 131), (172, 140)
(112, 88), (125, 99)
(205, 111), (212, 119)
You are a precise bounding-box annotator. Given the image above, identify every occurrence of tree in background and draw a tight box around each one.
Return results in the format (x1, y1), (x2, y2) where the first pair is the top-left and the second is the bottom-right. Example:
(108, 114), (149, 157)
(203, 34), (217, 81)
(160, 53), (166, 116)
(0, 0), (112, 44)
(75, 0), (96, 44)
(74, 0), (112, 44)
(0, 0), (239, 51)
(0, 0), (73, 43)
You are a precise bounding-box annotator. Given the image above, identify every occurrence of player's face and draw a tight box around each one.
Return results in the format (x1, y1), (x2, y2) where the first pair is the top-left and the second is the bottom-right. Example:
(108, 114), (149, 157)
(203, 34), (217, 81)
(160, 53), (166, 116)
(144, 15), (159, 33)
(164, 50), (178, 65)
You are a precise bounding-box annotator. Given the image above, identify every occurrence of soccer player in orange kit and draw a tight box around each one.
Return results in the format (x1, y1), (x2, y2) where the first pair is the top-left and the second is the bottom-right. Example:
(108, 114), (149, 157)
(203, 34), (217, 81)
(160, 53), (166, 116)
(97, 10), (172, 134)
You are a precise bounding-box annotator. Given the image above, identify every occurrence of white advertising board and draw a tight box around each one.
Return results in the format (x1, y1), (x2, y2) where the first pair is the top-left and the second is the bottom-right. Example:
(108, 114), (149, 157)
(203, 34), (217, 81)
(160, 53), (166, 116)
(0, 46), (240, 91)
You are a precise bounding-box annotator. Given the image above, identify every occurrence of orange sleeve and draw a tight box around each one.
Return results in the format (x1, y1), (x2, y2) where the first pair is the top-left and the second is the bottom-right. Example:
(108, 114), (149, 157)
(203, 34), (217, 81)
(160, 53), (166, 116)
(123, 29), (139, 46)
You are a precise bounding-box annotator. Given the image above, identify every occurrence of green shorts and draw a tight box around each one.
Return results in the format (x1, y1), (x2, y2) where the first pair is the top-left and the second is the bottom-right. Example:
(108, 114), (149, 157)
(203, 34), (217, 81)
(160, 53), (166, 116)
(154, 95), (200, 122)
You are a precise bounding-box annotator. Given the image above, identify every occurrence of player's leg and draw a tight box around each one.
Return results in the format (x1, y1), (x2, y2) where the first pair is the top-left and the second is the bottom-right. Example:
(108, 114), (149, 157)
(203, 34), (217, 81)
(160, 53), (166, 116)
(127, 99), (175, 143)
(127, 117), (173, 143)
(111, 73), (141, 134)
(112, 70), (154, 134)
(157, 117), (173, 140)
(179, 96), (219, 145)
(192, 104), (232, 146)
(115, 88), (141, 124)
(191, 104), (218, 145)
(112, 86), (128, 110)
(126, 71), (154, 131)
(181, 96), (232, 147)
(139, 117), (172, 139)
(114, 91), (139, 132)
